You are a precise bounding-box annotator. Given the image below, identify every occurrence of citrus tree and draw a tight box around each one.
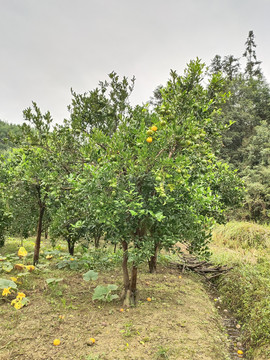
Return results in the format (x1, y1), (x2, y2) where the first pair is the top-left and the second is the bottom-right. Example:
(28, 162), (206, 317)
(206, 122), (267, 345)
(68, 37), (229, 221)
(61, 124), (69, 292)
(69, 60), (243, 305)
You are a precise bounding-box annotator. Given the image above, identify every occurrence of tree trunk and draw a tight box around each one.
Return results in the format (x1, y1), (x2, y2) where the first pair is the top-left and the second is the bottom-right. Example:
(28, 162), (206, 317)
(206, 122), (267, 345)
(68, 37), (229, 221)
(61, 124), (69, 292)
(148, 243), (159, 273)
(33, 205), (45, 265)
(94, 236), (100, 248)
(68, 240), (75, 256)
(121, 240), (140, 307)
(129, 264), (138, 306)
(122, 241), (130, 291)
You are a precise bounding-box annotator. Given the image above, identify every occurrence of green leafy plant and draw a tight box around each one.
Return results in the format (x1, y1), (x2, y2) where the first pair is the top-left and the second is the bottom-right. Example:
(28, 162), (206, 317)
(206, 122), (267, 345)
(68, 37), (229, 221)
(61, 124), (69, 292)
(120, 321), (139, 338)
(0, 278), (17, 290)
(83, 270), (98, 281)
(155, 346), (170, 359)
(92, 284), (119, 302)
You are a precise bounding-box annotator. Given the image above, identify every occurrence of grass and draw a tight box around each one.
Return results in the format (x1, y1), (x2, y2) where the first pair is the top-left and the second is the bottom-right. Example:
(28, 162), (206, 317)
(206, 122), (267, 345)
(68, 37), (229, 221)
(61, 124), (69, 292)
(0, 237), (232, 360)
(211, 221), (270, 359)
(212, 221), (270, 250)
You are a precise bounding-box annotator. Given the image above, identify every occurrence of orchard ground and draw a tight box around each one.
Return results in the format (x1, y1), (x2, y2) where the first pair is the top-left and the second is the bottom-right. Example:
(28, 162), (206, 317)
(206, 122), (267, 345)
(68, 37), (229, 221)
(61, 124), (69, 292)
(0, 238), (232, 360)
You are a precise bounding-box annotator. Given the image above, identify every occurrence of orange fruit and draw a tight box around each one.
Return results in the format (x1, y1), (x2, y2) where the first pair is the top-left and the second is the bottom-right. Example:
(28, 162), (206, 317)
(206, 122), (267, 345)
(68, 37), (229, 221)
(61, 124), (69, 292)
(151, 126), (158, 132)
(53, 339), (61, 346)
(87, 338), (96, 346)
(146, 297), (152, 302)
(146, 137), (153, 143)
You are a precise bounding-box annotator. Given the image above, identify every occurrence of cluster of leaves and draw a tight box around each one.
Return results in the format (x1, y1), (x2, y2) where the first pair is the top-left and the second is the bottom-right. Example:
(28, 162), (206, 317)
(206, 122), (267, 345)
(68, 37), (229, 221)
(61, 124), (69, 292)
(83, 269), (119, 302)
(0, 120), (22, 153)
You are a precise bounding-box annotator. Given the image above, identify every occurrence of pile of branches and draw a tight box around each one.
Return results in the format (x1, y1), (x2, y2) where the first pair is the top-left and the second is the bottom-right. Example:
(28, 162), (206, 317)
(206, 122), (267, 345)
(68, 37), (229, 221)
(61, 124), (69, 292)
(172, 253), (232, 280)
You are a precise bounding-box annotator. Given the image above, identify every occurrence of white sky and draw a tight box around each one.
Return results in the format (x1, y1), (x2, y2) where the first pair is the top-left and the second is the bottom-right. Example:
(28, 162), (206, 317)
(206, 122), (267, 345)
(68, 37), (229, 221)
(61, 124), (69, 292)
(1, 0), (270, 125)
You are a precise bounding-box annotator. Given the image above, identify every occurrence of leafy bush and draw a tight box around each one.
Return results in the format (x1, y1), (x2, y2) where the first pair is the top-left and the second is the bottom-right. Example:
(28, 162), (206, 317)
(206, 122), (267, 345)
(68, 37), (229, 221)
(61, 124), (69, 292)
(213, 221), (270, 249)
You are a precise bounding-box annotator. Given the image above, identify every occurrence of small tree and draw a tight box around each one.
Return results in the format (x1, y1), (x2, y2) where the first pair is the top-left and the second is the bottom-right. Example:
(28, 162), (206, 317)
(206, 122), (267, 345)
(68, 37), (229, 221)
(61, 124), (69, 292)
(243, 30), (262, 78)
(74, 60), (243, 305)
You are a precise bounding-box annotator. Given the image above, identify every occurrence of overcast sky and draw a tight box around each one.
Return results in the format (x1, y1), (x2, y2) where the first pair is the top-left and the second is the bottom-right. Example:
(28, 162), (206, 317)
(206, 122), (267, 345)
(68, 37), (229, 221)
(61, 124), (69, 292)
(1, 0), (270, 125)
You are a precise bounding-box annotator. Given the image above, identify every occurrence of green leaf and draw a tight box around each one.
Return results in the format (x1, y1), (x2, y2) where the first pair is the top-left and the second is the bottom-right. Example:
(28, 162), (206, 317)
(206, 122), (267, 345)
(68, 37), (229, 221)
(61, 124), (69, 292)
(155, 211), (166, 222)
(107, 284), (118, 291)
(46, 278), (63, 285)
(110, 294), (119, 300)
(21, 297), (30, 305)
(0, 278), (17, 289)
(92, 285), (108, 300)
(129, 210), (137, 216)
(83, 270), (98, 281)
(2, 262), (13, 273)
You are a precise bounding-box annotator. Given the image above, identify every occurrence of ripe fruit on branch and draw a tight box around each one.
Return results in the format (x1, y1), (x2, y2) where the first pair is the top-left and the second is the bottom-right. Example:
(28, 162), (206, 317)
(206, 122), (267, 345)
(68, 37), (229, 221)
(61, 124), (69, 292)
(146, 137), (153, 143)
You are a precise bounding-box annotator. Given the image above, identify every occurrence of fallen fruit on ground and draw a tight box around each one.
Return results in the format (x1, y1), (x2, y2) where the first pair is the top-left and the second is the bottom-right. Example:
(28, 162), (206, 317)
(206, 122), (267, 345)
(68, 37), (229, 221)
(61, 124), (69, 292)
(87, 338), (96, 346)
(53, 339), (61, 346)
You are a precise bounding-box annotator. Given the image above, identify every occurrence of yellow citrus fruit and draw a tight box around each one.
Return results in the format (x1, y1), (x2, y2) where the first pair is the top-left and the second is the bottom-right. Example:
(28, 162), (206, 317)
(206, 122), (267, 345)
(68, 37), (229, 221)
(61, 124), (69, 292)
(120, 308), (125, 312)
(151, 125), (158, 132)
(53, 339), (61, 346)
(237, 350), (243, 355)
(146, 297), (152, 302)
(146, 137), (153, 143)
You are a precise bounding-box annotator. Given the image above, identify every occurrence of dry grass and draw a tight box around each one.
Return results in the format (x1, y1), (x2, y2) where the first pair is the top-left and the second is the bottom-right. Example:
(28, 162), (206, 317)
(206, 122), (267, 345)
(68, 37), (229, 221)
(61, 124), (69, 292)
(212, 221), (270, 251)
